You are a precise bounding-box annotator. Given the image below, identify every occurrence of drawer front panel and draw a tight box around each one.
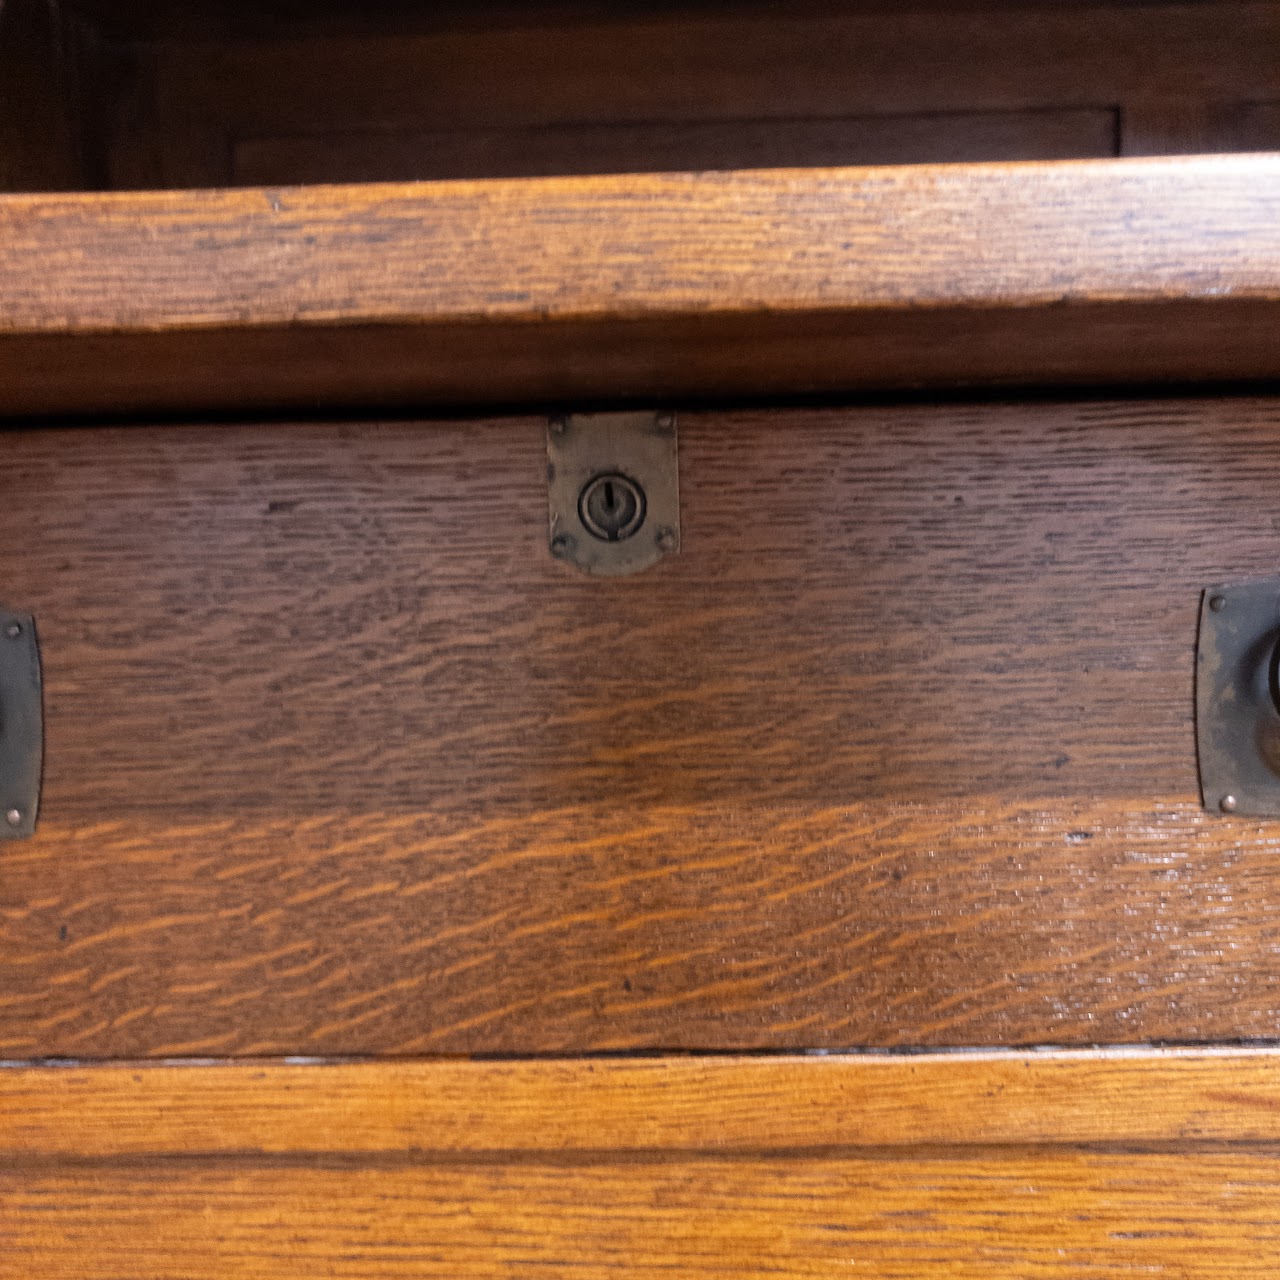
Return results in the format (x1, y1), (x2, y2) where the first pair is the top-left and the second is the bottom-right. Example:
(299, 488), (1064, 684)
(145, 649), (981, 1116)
(3, 396), (1279, 1055)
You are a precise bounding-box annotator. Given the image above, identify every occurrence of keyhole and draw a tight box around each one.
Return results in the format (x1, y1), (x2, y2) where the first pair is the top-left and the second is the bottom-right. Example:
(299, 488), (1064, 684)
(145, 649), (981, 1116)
(579, 472), (646, 542)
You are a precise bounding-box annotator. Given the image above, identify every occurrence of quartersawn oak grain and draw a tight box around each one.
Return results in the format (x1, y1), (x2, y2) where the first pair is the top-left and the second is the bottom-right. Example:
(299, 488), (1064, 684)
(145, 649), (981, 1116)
(5, 1050), (1280, 1157)
(6, 396), (1280, 1056)
(3, 156), (1280, 415)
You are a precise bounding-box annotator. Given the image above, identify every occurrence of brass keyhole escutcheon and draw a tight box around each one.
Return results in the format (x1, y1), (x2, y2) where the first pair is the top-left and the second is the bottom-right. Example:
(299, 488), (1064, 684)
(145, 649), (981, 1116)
(578, 473), (646, 542)
(546, 410), (678, 576)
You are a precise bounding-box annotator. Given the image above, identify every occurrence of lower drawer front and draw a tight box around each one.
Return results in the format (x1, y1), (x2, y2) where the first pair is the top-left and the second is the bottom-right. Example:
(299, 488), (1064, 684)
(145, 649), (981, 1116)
(5, 1053), (1280, 1279)
(3, 394), (1279, 1056)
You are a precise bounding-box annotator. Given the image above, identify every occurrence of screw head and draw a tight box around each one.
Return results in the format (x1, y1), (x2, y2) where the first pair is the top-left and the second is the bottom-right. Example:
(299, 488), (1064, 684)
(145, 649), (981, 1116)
(655, 526), (677, 554)
(656, 412), (676, 431)
(1209, 595), (1227, 612)
(4, 622), (21, 639)
(549, 415), (569, 436)
(5, 808), (21, 827)
(1220, 794), (1239, 813)
(550, 532), (576, 557)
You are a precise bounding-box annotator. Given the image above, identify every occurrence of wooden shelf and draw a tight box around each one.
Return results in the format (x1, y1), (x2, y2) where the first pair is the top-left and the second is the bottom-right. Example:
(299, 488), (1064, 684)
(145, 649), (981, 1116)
(4, 154), (1280, 417)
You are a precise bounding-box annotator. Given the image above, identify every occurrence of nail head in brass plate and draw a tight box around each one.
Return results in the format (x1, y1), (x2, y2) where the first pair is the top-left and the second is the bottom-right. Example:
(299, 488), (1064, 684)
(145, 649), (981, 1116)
(1196, 578), (1280, 817)
(546, 410), (679, 577)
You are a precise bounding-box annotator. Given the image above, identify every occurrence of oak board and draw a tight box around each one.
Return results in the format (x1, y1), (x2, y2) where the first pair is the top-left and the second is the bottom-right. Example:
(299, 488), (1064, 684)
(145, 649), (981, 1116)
(3, 157), (1280, 416)
(6, 1051), (1280, 1156)
(12, 1151), (1280, 1279)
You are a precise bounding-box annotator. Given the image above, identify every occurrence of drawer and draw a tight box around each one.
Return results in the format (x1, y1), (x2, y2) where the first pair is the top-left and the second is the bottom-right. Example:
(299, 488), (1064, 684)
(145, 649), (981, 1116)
(6, 6), (1280, 1265)
(4, 395), (1280, 1056)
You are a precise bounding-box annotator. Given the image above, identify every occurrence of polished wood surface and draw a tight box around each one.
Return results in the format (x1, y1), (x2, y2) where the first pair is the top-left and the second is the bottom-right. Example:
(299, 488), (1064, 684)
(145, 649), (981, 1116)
(6, 396), (1280, 1056)
(12, 1152), (1280, 1279)
(5, 4), (1280, 1269)
(6, 1050), (1280, 1157)
(5, 1052), (1280, 1278)
(4, 156), (1280, 416)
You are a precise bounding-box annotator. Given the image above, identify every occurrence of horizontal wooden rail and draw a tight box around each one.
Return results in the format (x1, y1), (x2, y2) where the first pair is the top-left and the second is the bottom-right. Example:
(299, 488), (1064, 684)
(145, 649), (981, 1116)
(2, 155), (1280, 416)
(8, 1050), (1280, 1278)
(5, 1049), (1280, 1157)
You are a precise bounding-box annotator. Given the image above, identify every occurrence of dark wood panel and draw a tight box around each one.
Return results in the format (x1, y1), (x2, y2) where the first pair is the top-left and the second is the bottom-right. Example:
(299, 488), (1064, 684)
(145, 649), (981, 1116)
(0, 0), (82, 191)
(6, 1052), (1280, 1157)
(1237, 101), (1280, 149)
(232, 108), (1118, 186)
(1122, 98), (1280, 156)
(4, 159), (1280, 417)
(62, 0), (1271, 44)
(104, 2), (1280, 187)
(7, 1150), (1280, 1278)
(161, 4), (1280, 128)
(7, 0), (1273, 191)
(5, 397), (1280, 1055)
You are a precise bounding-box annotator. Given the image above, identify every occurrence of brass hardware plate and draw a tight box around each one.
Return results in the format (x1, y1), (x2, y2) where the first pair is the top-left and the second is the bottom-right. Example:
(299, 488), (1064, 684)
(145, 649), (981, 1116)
(1196, 579), (1280, 816)
(0, 608), (42, 839)
(546, 411), (679, 577)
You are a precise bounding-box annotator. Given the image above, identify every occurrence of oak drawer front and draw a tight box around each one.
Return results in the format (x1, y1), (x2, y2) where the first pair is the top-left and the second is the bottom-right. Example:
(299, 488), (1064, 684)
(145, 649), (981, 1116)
(6, 1052), (1280, 1280)
(3, 395), (1279, 1057)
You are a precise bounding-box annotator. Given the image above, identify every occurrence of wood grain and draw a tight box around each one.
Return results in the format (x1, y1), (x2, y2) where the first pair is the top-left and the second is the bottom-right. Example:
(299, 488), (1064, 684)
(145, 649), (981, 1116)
(6, 1051), (1280, 1157)
(6, 397), (1280, 1054)
(4, 157), (1280, 415)
(100, 1), (1280, 188)
(232, 108), (1119, 186)
(7, 1150), (1280, 1278)
(6, 1052), (1280, 1278)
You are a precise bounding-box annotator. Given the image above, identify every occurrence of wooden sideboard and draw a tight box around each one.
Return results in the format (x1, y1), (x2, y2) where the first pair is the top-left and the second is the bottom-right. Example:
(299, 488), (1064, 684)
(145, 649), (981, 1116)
(3, 0), (1280, 1274)
(5, 1051), (1280, 1277)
